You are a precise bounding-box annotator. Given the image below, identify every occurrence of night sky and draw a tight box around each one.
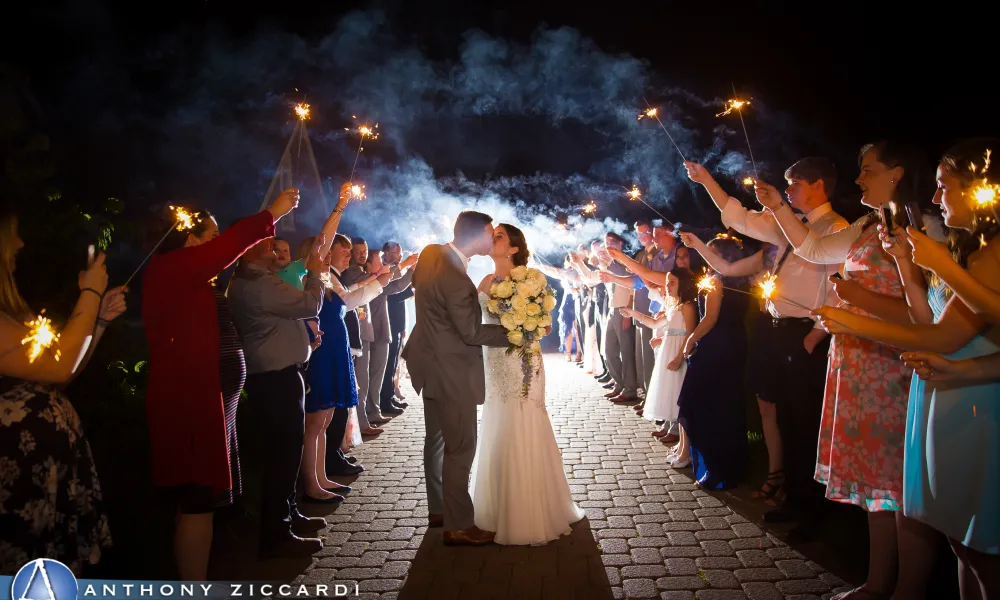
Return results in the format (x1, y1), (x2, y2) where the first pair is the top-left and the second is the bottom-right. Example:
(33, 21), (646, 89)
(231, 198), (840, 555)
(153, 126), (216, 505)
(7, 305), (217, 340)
(5, 0), (997, 249)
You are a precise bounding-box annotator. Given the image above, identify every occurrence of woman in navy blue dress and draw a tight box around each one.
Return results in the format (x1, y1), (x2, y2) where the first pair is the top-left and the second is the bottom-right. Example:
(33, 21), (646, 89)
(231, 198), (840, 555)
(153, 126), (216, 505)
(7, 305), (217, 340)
(676, 235), (750, 490)
(302, 255), (356, 503)
(558, 279), (580, 361)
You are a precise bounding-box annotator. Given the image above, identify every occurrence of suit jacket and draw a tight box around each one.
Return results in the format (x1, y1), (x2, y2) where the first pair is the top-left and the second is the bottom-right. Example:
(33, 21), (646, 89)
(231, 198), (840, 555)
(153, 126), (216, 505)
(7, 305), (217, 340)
(333, 271), (362, 351)
(401, 244), (508, 404)
(388, 286), (414, 336)
(342, 265), (376, 342)
(370, 266), (414, 343)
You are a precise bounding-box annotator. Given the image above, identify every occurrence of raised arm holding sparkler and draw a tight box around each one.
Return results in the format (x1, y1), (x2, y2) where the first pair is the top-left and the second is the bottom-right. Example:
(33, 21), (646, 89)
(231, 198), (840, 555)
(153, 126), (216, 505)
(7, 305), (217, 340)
(0, 244), (109, 382)
(678, 231), (768, 278)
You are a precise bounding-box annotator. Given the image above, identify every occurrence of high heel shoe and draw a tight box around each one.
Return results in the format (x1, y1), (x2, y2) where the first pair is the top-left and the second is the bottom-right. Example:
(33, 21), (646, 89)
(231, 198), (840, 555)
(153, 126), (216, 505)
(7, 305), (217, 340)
(670, 456), (691, 469)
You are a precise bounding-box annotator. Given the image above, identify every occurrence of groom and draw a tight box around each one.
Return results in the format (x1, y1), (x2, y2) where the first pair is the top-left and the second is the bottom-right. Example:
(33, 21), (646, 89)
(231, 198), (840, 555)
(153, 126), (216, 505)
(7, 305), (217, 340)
(402, 210), (510, 546)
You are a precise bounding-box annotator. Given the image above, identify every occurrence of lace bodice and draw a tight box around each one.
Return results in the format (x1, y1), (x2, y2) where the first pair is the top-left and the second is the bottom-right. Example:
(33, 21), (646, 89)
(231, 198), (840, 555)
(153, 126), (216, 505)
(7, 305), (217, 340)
(479, 292), (545, 409)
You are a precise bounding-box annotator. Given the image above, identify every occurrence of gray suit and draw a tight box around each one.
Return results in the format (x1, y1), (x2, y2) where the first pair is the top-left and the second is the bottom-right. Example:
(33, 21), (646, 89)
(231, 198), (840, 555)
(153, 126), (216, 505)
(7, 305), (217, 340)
(402, 244), (508, 531)
(343, 265), (413, 422)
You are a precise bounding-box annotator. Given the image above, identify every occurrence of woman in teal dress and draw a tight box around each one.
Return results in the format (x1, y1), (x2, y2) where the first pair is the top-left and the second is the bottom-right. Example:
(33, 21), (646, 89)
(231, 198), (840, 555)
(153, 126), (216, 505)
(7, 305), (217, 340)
(816, 138), (1000, 600)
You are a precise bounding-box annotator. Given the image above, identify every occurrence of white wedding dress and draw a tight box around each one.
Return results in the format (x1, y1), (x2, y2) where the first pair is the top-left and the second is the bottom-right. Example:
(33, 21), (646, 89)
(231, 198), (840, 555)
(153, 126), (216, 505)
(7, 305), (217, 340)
(471, 293), (585, 545)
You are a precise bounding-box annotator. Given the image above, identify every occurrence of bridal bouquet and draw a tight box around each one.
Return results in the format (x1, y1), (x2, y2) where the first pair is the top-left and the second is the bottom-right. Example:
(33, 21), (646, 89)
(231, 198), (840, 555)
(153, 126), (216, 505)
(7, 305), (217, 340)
(485, 266), (557, 395)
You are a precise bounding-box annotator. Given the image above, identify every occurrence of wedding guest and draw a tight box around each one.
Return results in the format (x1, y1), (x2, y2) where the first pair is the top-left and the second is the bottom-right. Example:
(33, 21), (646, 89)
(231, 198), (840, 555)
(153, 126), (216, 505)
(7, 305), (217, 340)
(759, 142), (931, 598)
(274, 190), (357, 292)
(685, 158), (847, 531)
(620, 269), (697, 462)
(676, 235), (750, 486)
(327, 235), (387, 446)
(342, 239), (394, 426)
(228, 232), (325, 558)
(599, 233), (637, 402)
(143, 190), (306, 576)
(816, 138), (1000, 600)
(0, 205), (121, 575)
(368, 249), (417, 417)
(630, 220), (659, 397)
(380, 242), (415, 411)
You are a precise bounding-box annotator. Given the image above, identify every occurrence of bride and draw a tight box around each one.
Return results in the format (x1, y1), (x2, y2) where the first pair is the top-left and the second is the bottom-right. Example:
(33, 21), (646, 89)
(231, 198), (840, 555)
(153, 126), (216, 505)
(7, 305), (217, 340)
(472, 223), (585, 545)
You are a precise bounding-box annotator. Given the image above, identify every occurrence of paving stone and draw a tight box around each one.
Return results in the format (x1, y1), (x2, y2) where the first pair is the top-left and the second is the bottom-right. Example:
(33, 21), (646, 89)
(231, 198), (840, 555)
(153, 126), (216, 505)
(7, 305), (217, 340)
(631, 548), (664, 564)
(701, 541), (737, 556)
(665, 558), (698, 576)
(666, 531), (699, 546)
(654, 576), (708, 591)
(621, 578), (660, 598)
(694, 592), (748, 600)
(775, 559), (816, 579)
(621, 565), (668, 578)
(702, 569), (741, 589)
(735, 550), (774, 568)
(775, 579), (830, 594)
(696, 557), (743, 570)
(734, 568), (785, 583)
(741, 581), (785, 600)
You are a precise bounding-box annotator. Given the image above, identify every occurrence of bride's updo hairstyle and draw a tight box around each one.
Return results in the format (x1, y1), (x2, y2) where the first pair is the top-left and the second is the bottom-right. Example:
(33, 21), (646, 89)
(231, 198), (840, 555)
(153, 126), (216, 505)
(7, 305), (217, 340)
(499, 223), (531, 267)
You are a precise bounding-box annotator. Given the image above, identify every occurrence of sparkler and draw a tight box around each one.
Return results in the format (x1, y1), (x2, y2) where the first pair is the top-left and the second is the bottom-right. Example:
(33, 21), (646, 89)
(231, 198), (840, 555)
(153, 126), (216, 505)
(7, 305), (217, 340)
(347, 119), (379, 191)
(583, 201), (597, 215)
(640, 98), (688, 161)
(717, 84), (759, 180)
(742, 176), (756, 187)
(123, 206), (201, 288)
(294, 103), (310, 121)
(22, 311), (60, 363)
(696, 274), (717, 294)
(625, 185), (671, 222)
(969, 148), (999, 225)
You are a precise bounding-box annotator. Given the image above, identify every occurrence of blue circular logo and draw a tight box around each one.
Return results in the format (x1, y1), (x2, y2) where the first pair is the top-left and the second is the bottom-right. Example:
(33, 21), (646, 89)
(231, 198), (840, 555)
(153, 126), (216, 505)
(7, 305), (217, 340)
(11, 559), (78, 600)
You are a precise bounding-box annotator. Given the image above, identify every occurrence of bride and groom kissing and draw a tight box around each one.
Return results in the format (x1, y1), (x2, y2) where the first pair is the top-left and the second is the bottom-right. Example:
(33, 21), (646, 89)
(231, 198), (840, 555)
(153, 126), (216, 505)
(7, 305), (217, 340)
(402, 211), (585, 547)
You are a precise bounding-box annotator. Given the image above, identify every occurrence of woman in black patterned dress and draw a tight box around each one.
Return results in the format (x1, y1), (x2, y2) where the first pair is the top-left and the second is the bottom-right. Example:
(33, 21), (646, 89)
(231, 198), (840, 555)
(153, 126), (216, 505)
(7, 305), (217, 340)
(0, 207), (126, 574)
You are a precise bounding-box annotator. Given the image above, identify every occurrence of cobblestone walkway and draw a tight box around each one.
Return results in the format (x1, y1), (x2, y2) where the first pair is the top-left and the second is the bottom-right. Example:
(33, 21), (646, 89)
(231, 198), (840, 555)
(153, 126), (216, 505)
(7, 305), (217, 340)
(293, 355), (852, 600)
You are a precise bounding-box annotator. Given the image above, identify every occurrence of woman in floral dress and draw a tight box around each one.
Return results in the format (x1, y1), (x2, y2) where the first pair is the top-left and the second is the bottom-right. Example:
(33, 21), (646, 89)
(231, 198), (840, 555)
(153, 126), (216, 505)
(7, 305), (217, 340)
(0, 206), (125, 575)
(758, 141), (932, 599)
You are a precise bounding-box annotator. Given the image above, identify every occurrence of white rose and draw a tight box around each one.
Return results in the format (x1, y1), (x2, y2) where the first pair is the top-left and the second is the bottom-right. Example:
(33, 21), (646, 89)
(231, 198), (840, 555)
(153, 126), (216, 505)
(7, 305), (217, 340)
(507, 330), (524, 345)
(516, 282), (533, 298)
(539, 315), (553, 328)
(525, 302), (541, 316)
(500, 313), (518, 331)
(510, 265), (528, 281)
(542, 294), (557, 312)
(487, 298), (500, 314)
(513, 309), (527, 325)
(495, 281), (514, 298)
(523, 317), (539, 331)
(510, 295), (527, 311)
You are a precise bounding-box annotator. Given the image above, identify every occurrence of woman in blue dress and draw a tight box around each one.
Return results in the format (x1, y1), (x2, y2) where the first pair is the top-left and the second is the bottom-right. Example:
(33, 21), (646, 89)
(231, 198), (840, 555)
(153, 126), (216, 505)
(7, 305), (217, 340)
(676, 235), (749, 489)
(817, 139), (1000, 599)
(558, 278), (580, 361)
(302, 250), (355, 504)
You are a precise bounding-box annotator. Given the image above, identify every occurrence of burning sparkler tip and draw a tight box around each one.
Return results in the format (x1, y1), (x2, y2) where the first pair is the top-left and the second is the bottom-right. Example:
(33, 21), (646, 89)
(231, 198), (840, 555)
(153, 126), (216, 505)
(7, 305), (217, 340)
(294, 103), (310, 120)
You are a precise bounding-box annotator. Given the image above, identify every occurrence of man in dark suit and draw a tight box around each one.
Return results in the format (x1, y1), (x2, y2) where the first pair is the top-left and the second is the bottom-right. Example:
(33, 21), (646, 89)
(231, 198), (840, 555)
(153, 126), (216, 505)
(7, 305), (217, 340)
(402, 211), (510, 546)
(380, 241), (415, 413)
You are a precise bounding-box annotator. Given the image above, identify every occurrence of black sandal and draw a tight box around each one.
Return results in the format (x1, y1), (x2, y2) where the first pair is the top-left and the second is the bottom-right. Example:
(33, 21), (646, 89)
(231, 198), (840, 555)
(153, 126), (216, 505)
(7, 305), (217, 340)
(752, 470), (785, 504)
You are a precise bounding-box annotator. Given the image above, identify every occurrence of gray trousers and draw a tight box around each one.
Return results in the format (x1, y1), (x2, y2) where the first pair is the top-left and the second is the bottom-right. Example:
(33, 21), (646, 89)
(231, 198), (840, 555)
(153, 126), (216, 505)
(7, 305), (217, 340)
(423, 397), (477, 531)
(355, 340), (389, 422)
(603, 309), (637, 394)
(635, 323), (656, 392)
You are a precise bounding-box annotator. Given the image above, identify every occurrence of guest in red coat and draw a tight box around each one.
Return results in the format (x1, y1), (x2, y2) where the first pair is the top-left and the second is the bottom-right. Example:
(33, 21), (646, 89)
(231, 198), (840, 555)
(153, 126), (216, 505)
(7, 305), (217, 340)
(141, 188), (302, 580)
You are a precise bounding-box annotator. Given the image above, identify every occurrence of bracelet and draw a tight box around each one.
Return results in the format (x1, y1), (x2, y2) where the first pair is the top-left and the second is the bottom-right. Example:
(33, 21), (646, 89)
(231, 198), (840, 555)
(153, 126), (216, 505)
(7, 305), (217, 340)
(81, 288), (103, 300)
(96, 317), (111, 328)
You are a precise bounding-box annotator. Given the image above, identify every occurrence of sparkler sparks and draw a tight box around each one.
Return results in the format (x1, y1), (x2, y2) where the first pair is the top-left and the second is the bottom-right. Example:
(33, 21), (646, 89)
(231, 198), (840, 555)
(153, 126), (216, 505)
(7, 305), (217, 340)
(716, 98), (749, 117)
(639, 98), (688, 161)
(696, 274), (717, 294)
(294, 103), (310, 120)
(758, 273), (777, 300)
(628, 186), (642, 200)
(582, 201), (597, 215)
(22, 311), (60, 363)
(742, 177), (756, 186)
(969, 149), (998, 211)
(638, 107), (658, 120)
(348, 119), (380, 188)
(168, 206), (200, 232)
(351, 185), (365, 199)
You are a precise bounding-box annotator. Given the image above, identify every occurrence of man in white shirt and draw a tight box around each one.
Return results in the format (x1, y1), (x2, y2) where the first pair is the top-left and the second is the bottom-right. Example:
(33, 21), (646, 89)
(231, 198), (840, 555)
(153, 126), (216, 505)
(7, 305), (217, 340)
(686, 157), (848, 536)
(599, 232), (638, 401)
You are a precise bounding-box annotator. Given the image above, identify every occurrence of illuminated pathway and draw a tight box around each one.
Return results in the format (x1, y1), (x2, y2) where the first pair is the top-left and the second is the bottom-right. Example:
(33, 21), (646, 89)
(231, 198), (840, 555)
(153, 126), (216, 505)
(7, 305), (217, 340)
(292, 355), (851, 600)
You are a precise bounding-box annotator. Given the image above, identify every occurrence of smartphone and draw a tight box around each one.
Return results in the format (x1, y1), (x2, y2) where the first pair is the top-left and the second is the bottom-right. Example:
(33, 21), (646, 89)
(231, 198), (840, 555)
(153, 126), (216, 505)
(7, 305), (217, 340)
(879, 204), (894, 232)
(87, 244), (95, 265)
(904, 203), (926, 233)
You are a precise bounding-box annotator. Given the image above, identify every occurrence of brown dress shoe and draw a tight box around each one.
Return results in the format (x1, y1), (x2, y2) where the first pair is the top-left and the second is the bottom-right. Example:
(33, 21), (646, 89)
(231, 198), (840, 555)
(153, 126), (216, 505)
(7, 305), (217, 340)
(661, 433), (680, 444)
(443, 526), (495, 546)
(361, 426), (383, 435)
(428, 514), (444, 527)
(604, 388), (623, 398)
(611, 394), (640, 403)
